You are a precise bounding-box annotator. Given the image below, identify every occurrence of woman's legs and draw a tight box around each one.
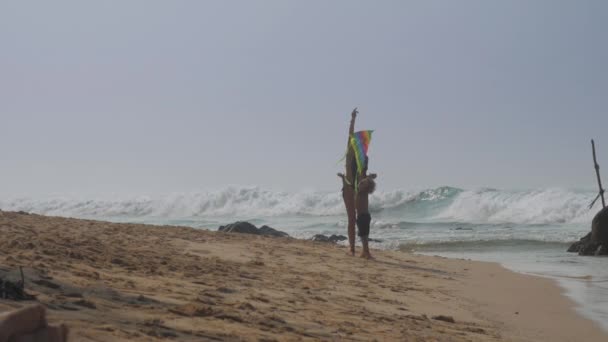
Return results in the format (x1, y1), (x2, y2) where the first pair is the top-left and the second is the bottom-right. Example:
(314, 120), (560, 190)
(342, 186), (356, 255)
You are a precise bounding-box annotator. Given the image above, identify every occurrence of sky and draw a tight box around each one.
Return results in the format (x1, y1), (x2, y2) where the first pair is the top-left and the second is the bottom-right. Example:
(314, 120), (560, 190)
(1, 0), (607, 196)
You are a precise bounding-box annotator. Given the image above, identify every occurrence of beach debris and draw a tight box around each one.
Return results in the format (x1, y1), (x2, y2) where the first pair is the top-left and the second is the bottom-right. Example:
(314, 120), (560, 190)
(215, 312), (245, 323)
(168, 303), (215, 317)
(140, 318), (180, 339)
(465, 326), (487, 334)
(216, 286), (236, 294)
(589, 139), (605, 209)
(32, 278), (61, 289)
(0, 267), (35, 301)
(432, 315), (456, 323)
(406, 314), (429, 321)
(218, 222), (290, 238)
(238, 302), (256, 311)
(73, 299), (97, 309)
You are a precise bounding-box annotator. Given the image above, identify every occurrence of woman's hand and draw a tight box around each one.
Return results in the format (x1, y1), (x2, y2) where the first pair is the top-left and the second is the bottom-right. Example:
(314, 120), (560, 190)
(351, 108), (358, 119)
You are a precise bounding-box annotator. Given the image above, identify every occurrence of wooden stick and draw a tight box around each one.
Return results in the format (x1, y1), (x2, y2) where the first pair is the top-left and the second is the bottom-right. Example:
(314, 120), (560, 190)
(592, 139), (606, 208)
(19, 266), (25, 290)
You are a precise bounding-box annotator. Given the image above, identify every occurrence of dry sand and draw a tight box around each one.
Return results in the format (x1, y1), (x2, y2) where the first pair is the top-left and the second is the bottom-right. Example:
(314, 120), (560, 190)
(0, 210), (606, 341)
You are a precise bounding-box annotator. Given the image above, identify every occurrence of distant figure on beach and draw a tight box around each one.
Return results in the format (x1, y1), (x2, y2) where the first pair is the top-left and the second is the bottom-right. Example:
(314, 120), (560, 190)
(338, 108), (377, 258)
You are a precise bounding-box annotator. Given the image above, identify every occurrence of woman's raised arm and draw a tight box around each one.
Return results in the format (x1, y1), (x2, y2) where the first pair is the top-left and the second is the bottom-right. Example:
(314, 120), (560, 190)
(349, 107), (358, 136)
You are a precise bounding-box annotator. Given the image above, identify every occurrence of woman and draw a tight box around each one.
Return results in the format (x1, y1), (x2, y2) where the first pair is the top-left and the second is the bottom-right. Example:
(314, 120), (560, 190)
(337, 108), (359, 255)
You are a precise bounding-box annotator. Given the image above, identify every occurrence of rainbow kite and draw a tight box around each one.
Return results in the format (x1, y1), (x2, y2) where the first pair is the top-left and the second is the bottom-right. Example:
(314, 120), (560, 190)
(350, 130), (373, 175)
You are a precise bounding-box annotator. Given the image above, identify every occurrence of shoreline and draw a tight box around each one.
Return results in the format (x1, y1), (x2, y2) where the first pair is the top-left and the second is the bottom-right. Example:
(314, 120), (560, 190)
(1, 210), (606, 341)
(416, 247), (608, 335)
(445, 258), (606, 341)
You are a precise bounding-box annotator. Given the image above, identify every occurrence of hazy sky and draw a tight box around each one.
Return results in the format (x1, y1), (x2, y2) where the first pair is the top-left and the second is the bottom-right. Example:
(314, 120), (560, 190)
(1, 1), (607, 196)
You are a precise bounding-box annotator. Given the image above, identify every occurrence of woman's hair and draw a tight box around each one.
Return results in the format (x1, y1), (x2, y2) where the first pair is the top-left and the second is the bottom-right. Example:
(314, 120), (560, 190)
(360, 177), (376, 194)
(367, 178), (376, 194)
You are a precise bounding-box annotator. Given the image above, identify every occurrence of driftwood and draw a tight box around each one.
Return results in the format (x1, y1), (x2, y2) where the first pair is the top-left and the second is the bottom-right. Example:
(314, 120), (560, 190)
(590, 139), (606, 209)
(0, 267), (35, 301)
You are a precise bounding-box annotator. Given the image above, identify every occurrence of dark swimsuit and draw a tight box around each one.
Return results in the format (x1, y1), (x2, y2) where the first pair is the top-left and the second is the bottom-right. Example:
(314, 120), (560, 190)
(356, 212), (371, 237)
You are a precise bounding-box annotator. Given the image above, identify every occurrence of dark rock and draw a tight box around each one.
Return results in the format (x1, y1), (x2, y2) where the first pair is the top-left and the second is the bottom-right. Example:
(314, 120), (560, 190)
(258, 225), (289, 238)
(580, 241), (603, 256)
(330, 235), (348, 242)
(567, 232), (591, 253)
(311, 234), (347, 243)
(591, 206), (608, 244)
(218, 222), (259, 235)
(217, 222), (290, 238)
(568, 207), (608, 256)
(311, 234), (330, 242)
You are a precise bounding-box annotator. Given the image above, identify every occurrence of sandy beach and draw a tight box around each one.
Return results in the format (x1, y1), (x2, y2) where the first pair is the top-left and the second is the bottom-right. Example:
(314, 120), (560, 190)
(0, 210), (605, 341)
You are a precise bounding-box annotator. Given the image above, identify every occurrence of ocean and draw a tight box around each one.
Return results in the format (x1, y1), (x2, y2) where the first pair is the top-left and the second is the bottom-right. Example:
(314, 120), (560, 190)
(2, 186), (607, 331)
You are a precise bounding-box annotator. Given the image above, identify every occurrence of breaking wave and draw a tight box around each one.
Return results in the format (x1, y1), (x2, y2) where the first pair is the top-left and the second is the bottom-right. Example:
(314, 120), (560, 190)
(0, 186), (598, 225)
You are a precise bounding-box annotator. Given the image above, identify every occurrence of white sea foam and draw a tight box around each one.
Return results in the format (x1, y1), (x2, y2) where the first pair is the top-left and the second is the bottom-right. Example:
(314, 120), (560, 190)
(435, 188), (596, 225)
(0, 186), (598, 225)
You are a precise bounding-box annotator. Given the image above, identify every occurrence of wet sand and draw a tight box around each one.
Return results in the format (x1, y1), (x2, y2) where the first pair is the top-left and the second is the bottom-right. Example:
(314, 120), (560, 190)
(0, 211), (606, 341)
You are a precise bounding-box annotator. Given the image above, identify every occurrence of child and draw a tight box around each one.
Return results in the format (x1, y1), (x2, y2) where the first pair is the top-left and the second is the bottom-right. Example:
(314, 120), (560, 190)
(337, 169), (377, 259)
(356, 165), (377, 259)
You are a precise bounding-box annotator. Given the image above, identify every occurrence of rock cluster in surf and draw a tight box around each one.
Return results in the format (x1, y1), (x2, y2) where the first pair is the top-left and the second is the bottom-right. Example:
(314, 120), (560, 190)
(311, 234), (348, 243)
(217, 222), (290, 238)
(568, 206), (608, 256)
